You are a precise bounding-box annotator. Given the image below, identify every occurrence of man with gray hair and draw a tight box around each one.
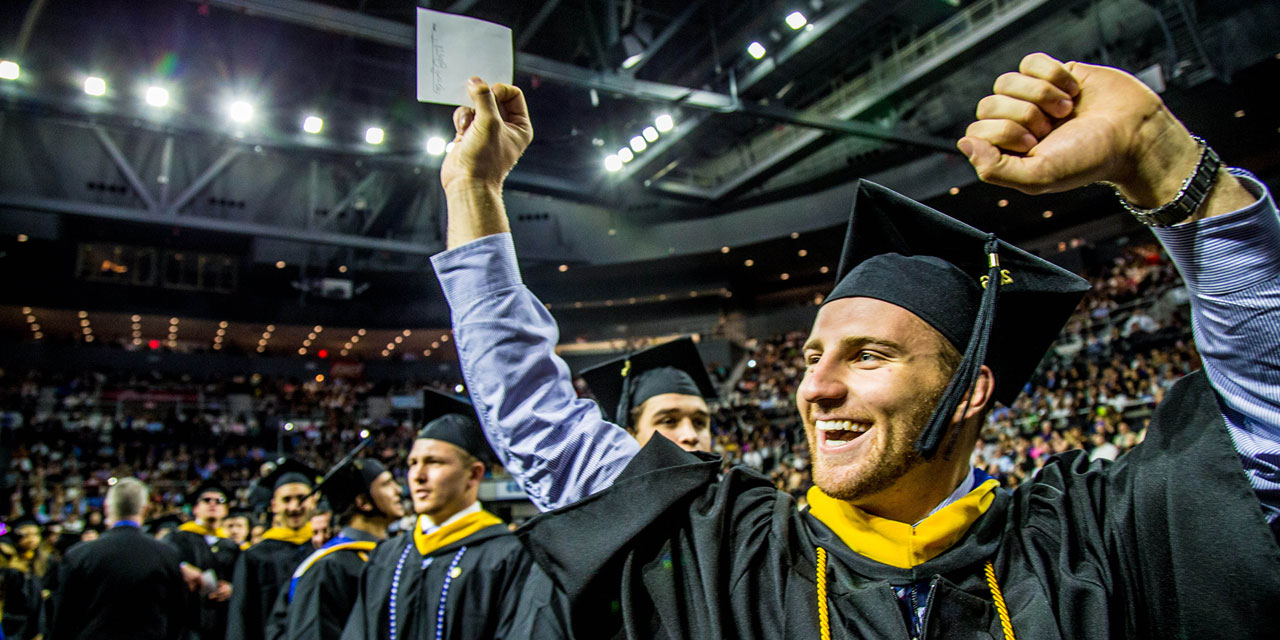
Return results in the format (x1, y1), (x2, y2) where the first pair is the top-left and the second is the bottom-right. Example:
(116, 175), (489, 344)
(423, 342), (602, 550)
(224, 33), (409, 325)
(49, 478), (192, 640)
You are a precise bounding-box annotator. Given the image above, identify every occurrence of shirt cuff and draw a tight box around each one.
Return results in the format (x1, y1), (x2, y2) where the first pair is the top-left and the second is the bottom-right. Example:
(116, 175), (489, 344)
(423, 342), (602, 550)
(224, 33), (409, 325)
(430, 233), (524, 312)
(1151, 169), (1280, 296)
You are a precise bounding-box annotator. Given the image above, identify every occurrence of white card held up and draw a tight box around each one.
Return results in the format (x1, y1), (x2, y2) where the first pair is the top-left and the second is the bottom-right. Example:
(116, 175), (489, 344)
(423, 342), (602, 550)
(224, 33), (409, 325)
(416, 8), (513, 107)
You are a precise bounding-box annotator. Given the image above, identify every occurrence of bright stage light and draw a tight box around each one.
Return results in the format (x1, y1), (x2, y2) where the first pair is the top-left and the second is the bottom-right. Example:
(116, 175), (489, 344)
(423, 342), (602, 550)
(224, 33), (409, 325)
(0, 60), (19, 81)
(629, 136), (647, 152)
(145, 86), (170, 107)
(604, 155), (623, 172)
(426, 136), (447, 155)
(84, 76), (107, 96)
(785, 12), (807, 29)
(655, 114), (674, 132)
(618, 147), (634, 163)
(642, 126), (659, 142)
(365, 127), (385, 145)
(228, 100), (254, 123)
(303, 115), (324, 134)
(747, 42), (767, 59)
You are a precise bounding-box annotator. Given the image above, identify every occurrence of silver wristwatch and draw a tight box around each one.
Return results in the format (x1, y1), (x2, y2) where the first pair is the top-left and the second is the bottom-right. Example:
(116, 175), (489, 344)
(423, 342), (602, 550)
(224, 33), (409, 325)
(1114, 135), (1221, 228)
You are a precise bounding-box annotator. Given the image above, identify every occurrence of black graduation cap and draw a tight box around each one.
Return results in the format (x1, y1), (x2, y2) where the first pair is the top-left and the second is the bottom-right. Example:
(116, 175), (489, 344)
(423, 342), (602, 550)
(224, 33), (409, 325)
(187, 479), (230, 505)
(827, 180), (1089, 457)
(146, 514), (184, 535)
(417, 388), (496, 464)
(313, 457), (390, 514)
(261, 458), (323, 493)
(578, 337), (717, 429)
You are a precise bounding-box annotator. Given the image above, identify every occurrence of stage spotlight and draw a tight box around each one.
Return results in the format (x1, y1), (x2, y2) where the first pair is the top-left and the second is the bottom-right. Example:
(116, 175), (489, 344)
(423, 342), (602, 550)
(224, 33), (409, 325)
(618, 147), (634, 163)
(604, 155), (622, 172)
(145, 86), (170, 107)
(642, 126), (659, 142)
(228, 100), (254, 123)
(303, 115), (324, 134)
(365, 127), (385, 145)
(84, 76), (107, 96)
(655, 114), (674, 132)
(0, 60), (18, 81)
(629, 136), (647, 152)
(785, 12), (807, 29)
(748, 42), (767, 59)
(426, 136), (447, 155)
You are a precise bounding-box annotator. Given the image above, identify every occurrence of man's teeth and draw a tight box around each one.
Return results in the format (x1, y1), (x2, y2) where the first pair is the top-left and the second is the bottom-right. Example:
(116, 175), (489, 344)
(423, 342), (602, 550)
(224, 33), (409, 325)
(815, 420), (870, 433)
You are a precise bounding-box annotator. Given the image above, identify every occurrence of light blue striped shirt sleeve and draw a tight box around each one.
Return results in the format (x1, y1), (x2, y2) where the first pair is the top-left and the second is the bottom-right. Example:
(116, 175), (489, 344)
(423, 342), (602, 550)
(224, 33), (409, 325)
(431, 233), (641, 512)
(1151, 169), (1280, 523)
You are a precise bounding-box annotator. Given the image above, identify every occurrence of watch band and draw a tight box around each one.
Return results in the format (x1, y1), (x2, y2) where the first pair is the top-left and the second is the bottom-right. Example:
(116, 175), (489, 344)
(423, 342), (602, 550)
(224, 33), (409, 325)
(1115, 135), (1221, 228)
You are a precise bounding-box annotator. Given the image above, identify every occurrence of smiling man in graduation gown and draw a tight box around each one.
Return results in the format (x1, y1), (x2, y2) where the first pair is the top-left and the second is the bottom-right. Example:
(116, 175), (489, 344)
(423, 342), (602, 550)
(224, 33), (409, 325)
(278, 451), (405, 640)
(580, 338), (719, 453)
(225, 460), (320, 640)
(340, 389), (535, 640)
(430, 54), (1280, 639)
(167, 480), (239, 640)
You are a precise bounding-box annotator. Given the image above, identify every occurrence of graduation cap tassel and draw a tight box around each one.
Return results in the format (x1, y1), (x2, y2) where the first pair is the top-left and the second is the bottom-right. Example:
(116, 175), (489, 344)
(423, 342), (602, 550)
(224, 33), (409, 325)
(915, 235), (1004, 458)
(616, 358), (634, 428)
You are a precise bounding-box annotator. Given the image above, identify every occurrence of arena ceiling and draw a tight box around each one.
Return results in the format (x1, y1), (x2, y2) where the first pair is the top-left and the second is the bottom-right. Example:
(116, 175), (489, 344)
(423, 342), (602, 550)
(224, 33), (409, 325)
(1, 0), (1278, 344)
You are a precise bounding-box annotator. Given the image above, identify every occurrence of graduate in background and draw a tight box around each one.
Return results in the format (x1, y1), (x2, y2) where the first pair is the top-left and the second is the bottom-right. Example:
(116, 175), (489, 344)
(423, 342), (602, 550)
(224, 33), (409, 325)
(339, 389), (533, 640)
(431, 53), (1280, 638)
(579, 337), (718, 453)
(167, 481), (238, 640)
(277, 452), (405, 640)
(222, 511), (252, 550)
(225, 460), (320, 640)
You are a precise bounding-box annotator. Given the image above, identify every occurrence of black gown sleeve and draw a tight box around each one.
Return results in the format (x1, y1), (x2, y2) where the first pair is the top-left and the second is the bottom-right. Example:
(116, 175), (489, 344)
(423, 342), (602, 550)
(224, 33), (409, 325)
(285, 552), (362, 640)
(225, 549), (260, 640)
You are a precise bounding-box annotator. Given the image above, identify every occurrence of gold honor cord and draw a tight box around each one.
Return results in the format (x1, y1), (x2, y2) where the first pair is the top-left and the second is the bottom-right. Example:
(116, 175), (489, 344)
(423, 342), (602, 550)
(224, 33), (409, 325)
(813, 550), (1015, 640)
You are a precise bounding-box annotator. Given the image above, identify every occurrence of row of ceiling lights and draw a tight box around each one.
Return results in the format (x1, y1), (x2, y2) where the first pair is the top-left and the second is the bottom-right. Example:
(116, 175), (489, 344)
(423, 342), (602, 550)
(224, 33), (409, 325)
(0, 59), (456, 155)
(601, 8), (813, 172)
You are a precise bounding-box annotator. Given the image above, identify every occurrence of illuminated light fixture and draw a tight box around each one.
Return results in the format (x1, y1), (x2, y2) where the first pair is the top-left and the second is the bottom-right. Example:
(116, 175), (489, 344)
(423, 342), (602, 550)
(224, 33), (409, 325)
(340, 349), (349, 356)
(720, 246), (730, 254)
(780, 273), (791, 280)
(315, 374), (325, 382)
(303, 115), (324, 134)
(381, 349), (389, 357)
(25, 315), (35, 323)
(744, 259), (755, 267)
(426, 136), (447, 155)
(431, 341), (440, 349)
(1234, 109), (1246, 118)
(618, 147), (634, 163)
(949, 186), (960, 195)
(132, 338), (141, 345)
(748, 359), (758, 368)
(298, 347), (307, 355)
(819, 266), (830, 274)
(145, 86), (170, 107)
(357, 328), (366, 336)
(454, 384), (465, 394)
(689, 291), (698, 297)
(642, 126), (659, 143)
(22, 307), (32, 314)
(228, 100), (254, 123)
(445, 141), (455, 153)
(307, 332), (316, 340)
(798, 249), (808, 257)
(284, 422), (295, 431)
(621, 53), (644, 69)
(257, 346), (265, 353)
(785, 11), (807, 29)
(267, 325), (276, 332)
(131, 314), (141, 322)
(302, 339), (311, 347)
(747, 42), (767, 59)
(16, 234), (28, 242)
(604, 155), (622, 172)
(219, 320), (228, 328)
(997, 199), (1009, 208)
(78, 310), (88, 319)
(360, 429), (370, 439)
(33, 331), (42, 339)
(440, 334), (449, 342)
(629, 136), (647, 152)
(386, 343), (396, 350)
(314, 325), (323, 333)
(790, 232), (800, 239)
(1042, 210), (1054, 219)
(351, 336), (360, 343)
(365, 127), (385, 145)
(558, 264), (568, 272)
(402, 329), (411, 337)
(338, 265), (348, 273)
(84, 76), (107, 96)
(275, 261), (286, 269)
(344, 342), (353, 349)
(0, 60), (19, 81)
(170, 317), (179, 324)
(394, 336), (403, 344)
(654, 114), (674, 132)
(30, 324), (39, 331)
(423, 349), (432, 356)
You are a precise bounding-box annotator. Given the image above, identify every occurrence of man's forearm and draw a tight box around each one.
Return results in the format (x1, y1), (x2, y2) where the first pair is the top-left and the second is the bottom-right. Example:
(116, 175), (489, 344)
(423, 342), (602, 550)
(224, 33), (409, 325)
(1117, 111), (1255, 220)
(445, 180), (510, 249)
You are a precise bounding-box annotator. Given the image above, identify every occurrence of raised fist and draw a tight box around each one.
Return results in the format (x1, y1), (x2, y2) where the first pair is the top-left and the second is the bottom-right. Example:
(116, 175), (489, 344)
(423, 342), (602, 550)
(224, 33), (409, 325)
(440, 78), (534, 193)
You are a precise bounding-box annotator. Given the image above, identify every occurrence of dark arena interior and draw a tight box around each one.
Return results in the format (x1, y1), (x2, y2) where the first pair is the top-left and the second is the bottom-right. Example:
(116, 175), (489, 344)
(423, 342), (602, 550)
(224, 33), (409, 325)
(2, 1), (1279, 639)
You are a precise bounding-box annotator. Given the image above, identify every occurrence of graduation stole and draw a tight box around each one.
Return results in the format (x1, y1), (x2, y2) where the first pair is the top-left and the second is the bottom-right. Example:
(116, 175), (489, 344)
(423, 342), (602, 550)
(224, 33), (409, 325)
(260, 522), (314, 546)
(412, 510), (503, 556)
(806, 478), (1000, 569)
(178, 521), (228, 539)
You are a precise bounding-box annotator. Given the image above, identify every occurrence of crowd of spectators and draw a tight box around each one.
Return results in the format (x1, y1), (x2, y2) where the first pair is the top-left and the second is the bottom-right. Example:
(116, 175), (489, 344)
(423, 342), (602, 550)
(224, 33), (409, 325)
(2, 242), (1198, 532)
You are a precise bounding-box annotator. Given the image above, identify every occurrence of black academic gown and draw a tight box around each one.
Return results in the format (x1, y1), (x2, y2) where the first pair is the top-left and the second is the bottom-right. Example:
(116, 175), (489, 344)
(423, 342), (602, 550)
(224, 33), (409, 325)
(225, 538), (313, 640)
(339, 523), (534, 640)
(277, 527), (380, 640)
(167, 529), (240, 640)
(518, 371), (1280, 639)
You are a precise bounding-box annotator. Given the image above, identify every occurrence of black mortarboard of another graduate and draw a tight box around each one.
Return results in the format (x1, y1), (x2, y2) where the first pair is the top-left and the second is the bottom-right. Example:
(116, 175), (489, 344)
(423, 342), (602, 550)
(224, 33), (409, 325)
(313, 457), (389, 515)
(825, 180), (1090, 457)
(417, 388), (496, 464)
(578, 337), (717, 429)
(187, 479), (230, 505)
(145, 513), (184, 536)
(261, 458), (323, 493)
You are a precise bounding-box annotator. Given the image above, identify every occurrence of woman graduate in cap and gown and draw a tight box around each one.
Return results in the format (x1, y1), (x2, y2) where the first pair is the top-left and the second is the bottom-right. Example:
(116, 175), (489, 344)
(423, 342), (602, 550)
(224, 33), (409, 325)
(339, 389), (536, 640)
(429, 54), (1280, 639)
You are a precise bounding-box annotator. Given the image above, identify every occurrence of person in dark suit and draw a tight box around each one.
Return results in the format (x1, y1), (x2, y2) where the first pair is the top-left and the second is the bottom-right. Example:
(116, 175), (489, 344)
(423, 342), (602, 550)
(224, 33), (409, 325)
(49, 478), (193, 640)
